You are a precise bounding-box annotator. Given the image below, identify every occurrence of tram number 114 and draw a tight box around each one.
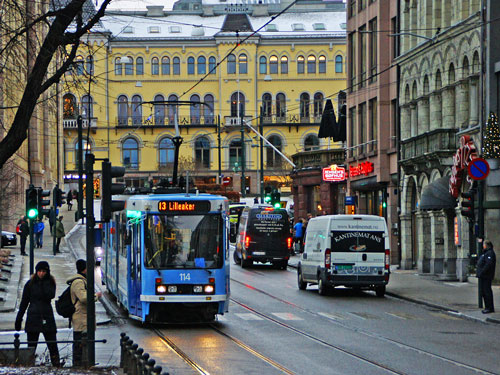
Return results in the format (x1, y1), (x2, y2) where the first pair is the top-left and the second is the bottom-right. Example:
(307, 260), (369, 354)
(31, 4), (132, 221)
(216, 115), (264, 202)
(180, 273), (191, 281)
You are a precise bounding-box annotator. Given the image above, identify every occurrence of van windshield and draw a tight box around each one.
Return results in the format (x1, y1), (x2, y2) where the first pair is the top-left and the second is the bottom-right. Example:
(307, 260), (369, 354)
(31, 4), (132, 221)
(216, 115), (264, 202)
(331, 230), (385, 252)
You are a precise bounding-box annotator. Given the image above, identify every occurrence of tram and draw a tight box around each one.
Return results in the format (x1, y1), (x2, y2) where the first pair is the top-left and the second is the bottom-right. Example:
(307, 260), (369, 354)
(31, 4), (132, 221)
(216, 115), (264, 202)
(101, 193), (230, 322)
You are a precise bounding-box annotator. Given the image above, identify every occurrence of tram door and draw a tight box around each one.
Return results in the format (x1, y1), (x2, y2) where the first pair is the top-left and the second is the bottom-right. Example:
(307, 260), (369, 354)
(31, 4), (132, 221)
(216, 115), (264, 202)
(128, 221), (142, 317)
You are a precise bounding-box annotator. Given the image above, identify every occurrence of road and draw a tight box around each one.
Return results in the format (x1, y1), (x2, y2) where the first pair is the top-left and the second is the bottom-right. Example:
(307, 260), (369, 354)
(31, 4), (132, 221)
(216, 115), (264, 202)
(110, 254), (500, 375)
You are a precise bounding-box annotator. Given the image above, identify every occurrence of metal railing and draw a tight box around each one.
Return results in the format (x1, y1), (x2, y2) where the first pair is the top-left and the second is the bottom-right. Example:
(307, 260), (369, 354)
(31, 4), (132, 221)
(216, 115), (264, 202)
(63, 117), (97, 129)
(400, 128), (458, 162)
(116, 115), (216, 127)
(120, 333), (168, 375)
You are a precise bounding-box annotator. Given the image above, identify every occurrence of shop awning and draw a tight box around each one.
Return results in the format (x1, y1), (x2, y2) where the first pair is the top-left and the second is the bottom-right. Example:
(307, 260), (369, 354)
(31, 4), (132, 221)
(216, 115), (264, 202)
(419, 176), (457, 210)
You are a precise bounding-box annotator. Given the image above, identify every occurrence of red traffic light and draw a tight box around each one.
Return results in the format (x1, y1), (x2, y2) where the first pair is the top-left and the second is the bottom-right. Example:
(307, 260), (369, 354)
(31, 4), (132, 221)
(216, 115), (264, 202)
(460, 191), (475, 219)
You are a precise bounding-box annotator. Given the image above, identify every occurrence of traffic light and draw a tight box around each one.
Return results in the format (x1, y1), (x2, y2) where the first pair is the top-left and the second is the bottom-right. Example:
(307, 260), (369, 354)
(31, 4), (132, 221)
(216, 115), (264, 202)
(37, 188), (51, 219)
(26, 185), (38, 219)
(460, 190), (475, 220)
(264, 186), (272, 204)
(271, 190), (281, 209)
(101, 161), (126, 222)
(53, 186), (66, 207)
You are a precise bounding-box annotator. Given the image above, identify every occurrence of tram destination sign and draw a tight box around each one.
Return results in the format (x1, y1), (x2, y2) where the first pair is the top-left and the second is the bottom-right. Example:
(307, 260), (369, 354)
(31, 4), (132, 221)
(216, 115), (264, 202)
(158, 200), (211, 213)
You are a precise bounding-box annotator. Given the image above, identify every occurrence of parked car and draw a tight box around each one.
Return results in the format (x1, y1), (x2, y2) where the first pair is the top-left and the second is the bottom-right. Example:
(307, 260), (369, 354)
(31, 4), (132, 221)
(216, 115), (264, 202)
(1, 230), (17, 247)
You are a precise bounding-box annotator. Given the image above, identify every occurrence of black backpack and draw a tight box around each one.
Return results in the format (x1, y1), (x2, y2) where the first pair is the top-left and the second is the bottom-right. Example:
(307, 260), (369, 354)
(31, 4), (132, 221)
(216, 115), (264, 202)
(55, 283), (75, 318)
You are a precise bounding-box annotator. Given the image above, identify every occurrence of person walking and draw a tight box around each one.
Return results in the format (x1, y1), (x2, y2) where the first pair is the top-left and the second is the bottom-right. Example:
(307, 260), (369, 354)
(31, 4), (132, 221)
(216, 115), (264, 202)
(67, 259), (102, 367)
(66, 191), (73, 211)
(15, 261), (61, 367)
(48, 208), (56, 234)
(53, 216), (65, 254)
(293, 218), (304, 255)
(34, 219), (45, 249)
(17, 216), (29, 256)
(477, 240), (496, 314)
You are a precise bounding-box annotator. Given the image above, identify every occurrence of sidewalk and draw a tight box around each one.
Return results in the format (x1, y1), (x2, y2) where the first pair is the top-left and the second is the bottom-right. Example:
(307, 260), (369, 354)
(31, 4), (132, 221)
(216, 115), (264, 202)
(288, 254), (500, 324)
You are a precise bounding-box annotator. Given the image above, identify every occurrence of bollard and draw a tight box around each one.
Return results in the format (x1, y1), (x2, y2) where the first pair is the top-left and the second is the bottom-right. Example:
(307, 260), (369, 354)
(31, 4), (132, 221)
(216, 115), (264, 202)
(13, 333), (20, 365)
(145, 358), (156, 375)
(129, 343), (139, 375)
(123, 339), (134, 373)
(120, 333), (128, 368)
(152, 365), (162, 375)
(134, 347), (144, 375)
(140, 353), (150, 375)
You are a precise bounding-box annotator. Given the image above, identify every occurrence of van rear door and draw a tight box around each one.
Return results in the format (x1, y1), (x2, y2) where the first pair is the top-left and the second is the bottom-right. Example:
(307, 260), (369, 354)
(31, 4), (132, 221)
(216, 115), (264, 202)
(247, 208), (290, 256)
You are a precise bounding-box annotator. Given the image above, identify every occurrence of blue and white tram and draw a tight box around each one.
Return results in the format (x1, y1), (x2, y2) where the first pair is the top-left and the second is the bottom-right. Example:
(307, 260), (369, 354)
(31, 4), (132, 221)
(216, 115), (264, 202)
(101, 193), (230, 322)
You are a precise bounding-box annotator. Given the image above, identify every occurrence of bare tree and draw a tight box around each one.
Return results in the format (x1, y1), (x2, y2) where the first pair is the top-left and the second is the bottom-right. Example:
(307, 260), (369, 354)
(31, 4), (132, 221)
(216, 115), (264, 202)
(0, 159), (23, 246)
(0, 0), (112, 169)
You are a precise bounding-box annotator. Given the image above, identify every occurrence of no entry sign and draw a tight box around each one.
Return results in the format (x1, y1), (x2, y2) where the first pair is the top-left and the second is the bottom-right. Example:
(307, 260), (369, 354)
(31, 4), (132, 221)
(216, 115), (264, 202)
(467, 158), (490, 181)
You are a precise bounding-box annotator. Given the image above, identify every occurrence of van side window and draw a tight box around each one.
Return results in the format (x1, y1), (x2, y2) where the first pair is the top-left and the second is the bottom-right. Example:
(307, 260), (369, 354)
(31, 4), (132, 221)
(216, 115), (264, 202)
(306, 230), (323, 252)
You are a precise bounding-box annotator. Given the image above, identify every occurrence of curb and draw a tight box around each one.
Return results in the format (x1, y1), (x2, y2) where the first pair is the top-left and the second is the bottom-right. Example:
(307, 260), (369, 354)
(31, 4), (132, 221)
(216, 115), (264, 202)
(0, 254), (24, 313)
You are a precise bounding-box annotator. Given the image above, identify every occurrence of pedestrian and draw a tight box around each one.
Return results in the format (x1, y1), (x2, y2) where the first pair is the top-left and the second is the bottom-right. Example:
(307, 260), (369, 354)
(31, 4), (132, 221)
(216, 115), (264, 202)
(67, 191), (73, 211)
(15, 261), (61, 367)
(48, 208), (56, 234)
(53, 216), (65, 254)
(477, 240), (496, 314)
(16, 216), (29, 256)
(306, 212), (313, 221)
(34, 219), (45, 249)
(293, 218), (304, 255)
(67, 259), (102, 367)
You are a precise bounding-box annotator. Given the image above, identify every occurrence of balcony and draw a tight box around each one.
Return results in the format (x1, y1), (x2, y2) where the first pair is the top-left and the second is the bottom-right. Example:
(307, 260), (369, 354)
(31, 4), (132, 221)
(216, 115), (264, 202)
(400, 128), (458, 174)
(115, 115), (216, 127)
(292, 148), (345, 170)
(223, 116), (254, 127)
(260, 114), (322, 125)
(63, 117), (97, 129)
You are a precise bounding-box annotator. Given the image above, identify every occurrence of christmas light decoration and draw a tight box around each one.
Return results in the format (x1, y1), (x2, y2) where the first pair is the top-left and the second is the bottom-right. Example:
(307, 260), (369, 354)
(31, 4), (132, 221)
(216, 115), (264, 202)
(483, 112), (500, 159)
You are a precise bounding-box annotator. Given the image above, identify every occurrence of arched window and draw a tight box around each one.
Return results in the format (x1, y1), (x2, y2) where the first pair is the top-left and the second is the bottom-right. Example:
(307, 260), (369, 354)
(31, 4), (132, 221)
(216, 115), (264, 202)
(307, 55), (316, 74)
(269, 55), (278, 74)
(297, 55), (305, 74)
(190, 94), (200, 124)
(188, 57), (195, 75)
(314, 92), (323, 118)
(266, 135), (282, 168)
(136, 57), (144, 75)
(161, 57), (170, 75)
(462, 56), (470, 78)
(124, 56), (133, 75)
(159, 138), (174, 165)
(114, 58), (122, 75)
(117, 95), (128, 125)
(239, 54), (247, 74)
(203, 94), (214, 124)
(229, 139), (242, 169)
(198, 56), (206, 75)
(154, 94), (165, 125)
(75, 56), (84, 75)
(262, 93), (272, 118)
(448, 63), (455, 84)
(75, 139), (92, 166)
(168, 94), (178, 123)
(276, 93), (286, 120)
(281, 56), (288, 74)
(227, 54), (236, 74)
(304, 134), (319, 151)
(131, 95), (142, 125)
(81, 95), (93, 118)
(195, 137), (210, 168)
(86, 56), (94, 75)
(63, 94), (77, 119)
(173, 57), (180, 75)
(151, 57), (159, 75)
(123, 138), (139, 168)
(318, 55), (326, 73)
(209, 56), (217, 74)
(231, 92), (245, 117)
(259, 56), (267, 74)
(435, 70), (442, 90)
(335, 55), (343, 73)
(300, 93), (310, 120)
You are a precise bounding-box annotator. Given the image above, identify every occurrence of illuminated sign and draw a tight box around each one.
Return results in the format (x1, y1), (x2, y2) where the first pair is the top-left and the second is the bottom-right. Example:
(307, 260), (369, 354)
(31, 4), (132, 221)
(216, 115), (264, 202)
(158, 200), (211, 213)
(454, 216), (461, 246)
(322, 165), (346, 182)
(349, 161), (374, 177)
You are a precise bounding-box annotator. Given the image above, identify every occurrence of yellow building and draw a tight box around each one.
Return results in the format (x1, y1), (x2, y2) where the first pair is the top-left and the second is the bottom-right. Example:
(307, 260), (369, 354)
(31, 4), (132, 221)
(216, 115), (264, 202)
(62, 0), (347, 197)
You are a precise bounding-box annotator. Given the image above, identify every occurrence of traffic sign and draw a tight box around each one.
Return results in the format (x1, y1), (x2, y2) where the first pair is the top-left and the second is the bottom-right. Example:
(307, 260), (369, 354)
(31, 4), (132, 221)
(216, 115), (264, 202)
(222, 176), (231, 186)
(467, 158), (490, 181)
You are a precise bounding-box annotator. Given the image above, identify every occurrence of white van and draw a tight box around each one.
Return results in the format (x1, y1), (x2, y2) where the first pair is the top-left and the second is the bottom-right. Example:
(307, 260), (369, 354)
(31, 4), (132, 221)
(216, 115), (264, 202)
(297, 214), (390, 297)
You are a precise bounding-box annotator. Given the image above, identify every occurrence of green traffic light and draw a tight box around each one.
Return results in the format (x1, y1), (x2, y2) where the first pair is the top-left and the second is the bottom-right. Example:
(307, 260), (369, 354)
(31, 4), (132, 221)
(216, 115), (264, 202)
(274, 202), (281, 208)
(382, 202), (387, 208)
(265, 196), (271, 202)
(27, 208), (38, 219)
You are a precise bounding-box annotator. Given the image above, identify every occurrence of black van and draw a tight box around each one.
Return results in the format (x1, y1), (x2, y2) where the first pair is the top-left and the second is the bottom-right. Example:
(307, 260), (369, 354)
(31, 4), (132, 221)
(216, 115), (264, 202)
(233, 205), (292, 269)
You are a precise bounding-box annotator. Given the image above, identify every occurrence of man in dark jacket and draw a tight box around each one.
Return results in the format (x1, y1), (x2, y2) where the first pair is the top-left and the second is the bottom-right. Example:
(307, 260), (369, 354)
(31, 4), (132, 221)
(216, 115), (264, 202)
(17, 216), (29, 256)
(477, 240), (496, 314)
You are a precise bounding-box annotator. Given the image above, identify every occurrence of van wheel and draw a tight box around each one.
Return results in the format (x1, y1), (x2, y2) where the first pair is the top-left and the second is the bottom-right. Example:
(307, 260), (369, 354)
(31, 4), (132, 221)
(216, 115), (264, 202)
(317, 276), (330, 296)
(233, 250), (241, 265)
(375, 286), (386, 298)
(297, 269), (307, 290)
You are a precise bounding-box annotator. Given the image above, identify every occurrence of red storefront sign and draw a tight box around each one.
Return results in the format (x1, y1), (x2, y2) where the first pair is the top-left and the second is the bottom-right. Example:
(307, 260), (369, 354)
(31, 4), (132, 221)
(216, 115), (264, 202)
(349, 161), (374, 177)
(449, 136), (478, 198)
(322, 165), (346, 182)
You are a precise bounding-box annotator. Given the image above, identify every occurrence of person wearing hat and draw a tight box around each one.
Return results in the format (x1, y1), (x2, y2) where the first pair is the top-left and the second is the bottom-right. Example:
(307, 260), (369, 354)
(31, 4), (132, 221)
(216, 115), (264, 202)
(15, 261), (61, 367)
(67, 259), (102, 367)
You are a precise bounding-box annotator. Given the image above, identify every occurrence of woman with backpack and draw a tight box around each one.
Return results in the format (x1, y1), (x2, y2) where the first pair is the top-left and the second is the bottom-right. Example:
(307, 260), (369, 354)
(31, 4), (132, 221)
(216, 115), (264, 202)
(15, 261), (61, 367)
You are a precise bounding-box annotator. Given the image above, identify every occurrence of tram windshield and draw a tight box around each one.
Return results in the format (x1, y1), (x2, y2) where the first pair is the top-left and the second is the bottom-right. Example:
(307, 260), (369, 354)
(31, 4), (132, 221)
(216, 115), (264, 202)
(144, 214), (223, 269)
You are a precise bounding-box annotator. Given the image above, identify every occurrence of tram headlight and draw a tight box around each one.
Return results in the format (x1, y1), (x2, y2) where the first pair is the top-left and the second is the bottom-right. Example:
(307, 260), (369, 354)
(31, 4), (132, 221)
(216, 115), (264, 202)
(156, 285), (167, 294)
(204, 285), (214, 294)
(193, 285), (203, 293)
(167, 285), (177, 293)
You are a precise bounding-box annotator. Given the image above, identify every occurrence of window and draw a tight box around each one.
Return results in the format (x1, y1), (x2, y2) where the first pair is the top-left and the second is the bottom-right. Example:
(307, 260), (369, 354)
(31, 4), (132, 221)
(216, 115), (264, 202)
(259, 56), (267, 74)
(124, 56), (133, 75)
(75, 139), (91, 166)
(269, 55), (278, 74)
(281, 56), (288, 74)
(203, 94), (214, 124)
(292, 23), (305, 31)
(335, 55), (343, 73)
(81, 95), (93, 118)
(266, 24), (278, 31)
(198, 56), (206, 75)
(122, 26), (133, 33)
(190, 94), (200, 124)
(318, 55), (326, 73)
(229, 139), (242, 169)
(132, 95), (142, 125)
(231, 92), (245, 117)
(148, 26), (160, 33)
(349, 0), (356, 18)
(262, 93), (272, 118)
(239, 54), (247, 74)
(195, 137), (210, 168)
(63, 94), (77, 119)
(169, 26), (181, 33)
(349, 32), (356, 90)
(209, 57), (216, 74)
(304, 134), (319, 151)
(313, 23), (326, 30)
(75, 56), (84, 76)
(151, 57), (159, 75)
(266, 135), (282, 168)
(136, 57), (144, 75)
(349, 106), (357, 157)
(359, 103), (366, 154)
(188, 57), (195, 75)
(314, 93), (323, 118)
(154, 94), (165, 125)
(118, 95), (128, 125)
(86, 56), (94, 75)
(173, 57), (180, 75)
(161, 57), (170, 75)
(359, 25), (367, 87)
(159, 138), (174, 165)
(123, 138), (139, 168)
(307, 55), (316, 74)
(115, 58), (122, 75)
(391, 17), (399, 59)
(300, 93), (310, 120)
(168, 94), (178, 123)
(297, 55), (305, 74)
(369, 98), (378, 152)
(276, 93), (286, 120)
(227, 54), (236, 74)
(369, 18), (377, 81)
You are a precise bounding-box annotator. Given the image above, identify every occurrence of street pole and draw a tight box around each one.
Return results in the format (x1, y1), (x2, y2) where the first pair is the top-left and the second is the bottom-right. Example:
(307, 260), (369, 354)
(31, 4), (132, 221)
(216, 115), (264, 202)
(218, 115), (222, 184)
(259, 107), (264, 202)
(77, 115), (84, 223)
(240, 111), (246, 197)
(29, 218), (34, 275)
(85, 153), (96, 367)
